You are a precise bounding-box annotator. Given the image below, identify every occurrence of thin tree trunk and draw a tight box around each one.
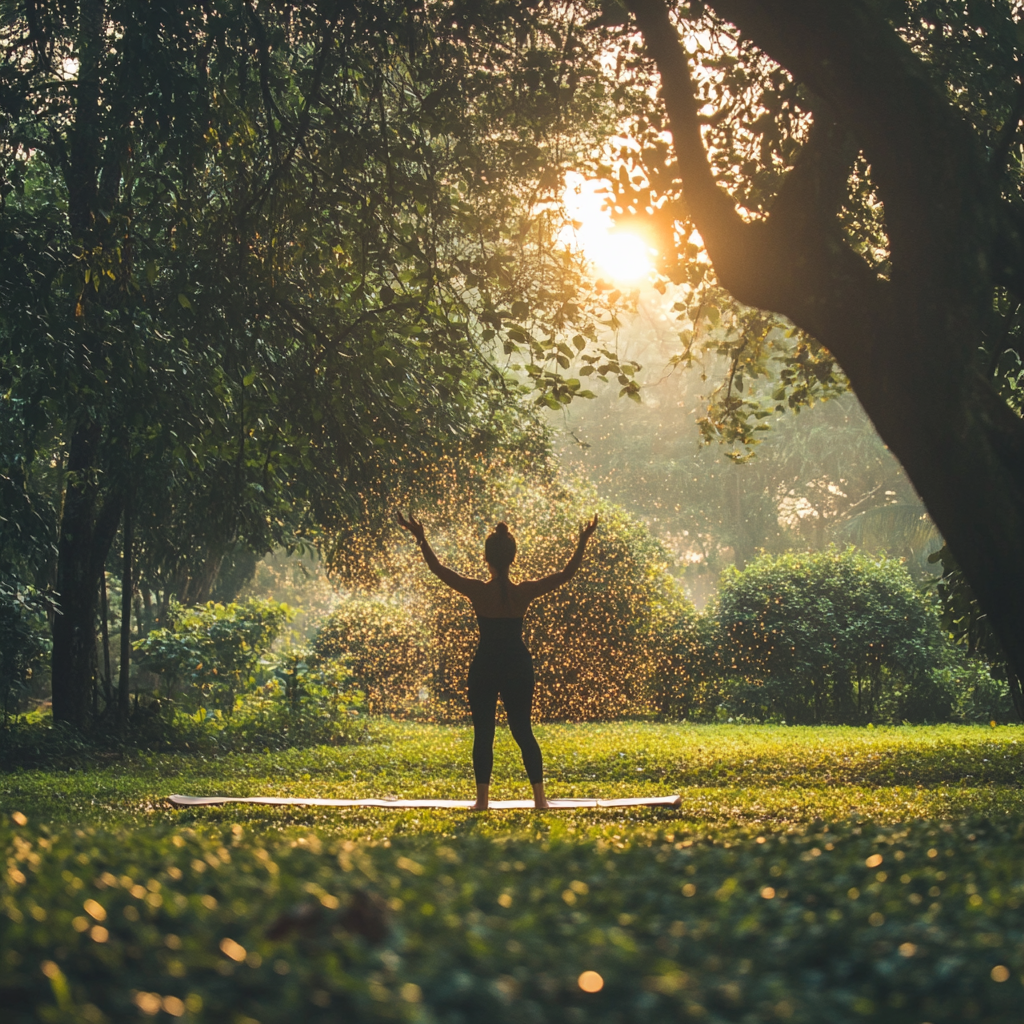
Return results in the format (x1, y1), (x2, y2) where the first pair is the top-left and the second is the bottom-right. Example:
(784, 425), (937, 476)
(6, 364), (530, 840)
(118, 498), (133, 725)
(51, 427), (124, 726)
(52, 422), (101, 726)
(1007, 668), (1024, 723)
(99, 570), (112, 704)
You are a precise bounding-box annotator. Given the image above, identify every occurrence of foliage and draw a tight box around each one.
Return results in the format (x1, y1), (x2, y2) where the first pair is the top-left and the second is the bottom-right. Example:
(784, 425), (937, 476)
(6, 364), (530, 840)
(122, 598), (368, 751)
(623, 0), (1024, 685)
(936, 659), (1017, 726)
(2, 722), (1024, 1024)
(177, 651), (366, 754)
(0, 578), (51, 722)
(647, 597), (723, 720)
(343, 470), (688, 721)
(133, 600), (295, 714)
(314, 598), (430, 716)
(428, 484), (674, 721)
(0, 662), (366, 767)
(0, 0), (624, 727)
(555, 349), (934, 588)
(716, 549), (947, 725)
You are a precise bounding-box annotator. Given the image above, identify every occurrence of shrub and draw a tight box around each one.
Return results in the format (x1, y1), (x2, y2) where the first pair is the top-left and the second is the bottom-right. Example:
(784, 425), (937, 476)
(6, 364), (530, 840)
(929, 543), (1024, 720)
(647, 588), (724, 721)
(937, 657), (1017, 724)
(133, 599), (295, 713)
(317, 477), (685, 722)
(0, 653), (366, 764)
(0, 577), (51, 722)
(180, 650), (365, 752)
(130, 598), (367, 751)
(412, 479), (678, 720)
(717, 548), (947, 724)
(314, 596), (429, 716)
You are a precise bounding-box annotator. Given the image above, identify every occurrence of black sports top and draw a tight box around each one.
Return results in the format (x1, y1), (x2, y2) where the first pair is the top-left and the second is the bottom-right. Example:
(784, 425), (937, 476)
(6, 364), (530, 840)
(475, 614), (525, 645)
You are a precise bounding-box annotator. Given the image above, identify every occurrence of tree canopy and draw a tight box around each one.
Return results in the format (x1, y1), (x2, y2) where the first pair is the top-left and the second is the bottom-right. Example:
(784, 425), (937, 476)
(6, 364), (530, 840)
(582, 0), (1024, 683)
(0, 0), (617, 726)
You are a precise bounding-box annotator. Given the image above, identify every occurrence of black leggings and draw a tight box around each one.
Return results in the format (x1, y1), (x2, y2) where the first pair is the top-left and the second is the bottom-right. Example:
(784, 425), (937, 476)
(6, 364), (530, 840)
(467, 643), (543, 785)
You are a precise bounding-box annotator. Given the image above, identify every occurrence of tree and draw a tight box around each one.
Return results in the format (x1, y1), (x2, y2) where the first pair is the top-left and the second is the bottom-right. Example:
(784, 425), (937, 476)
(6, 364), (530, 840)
(609, 0), (1024, 682)
(0, 1), (614, 728)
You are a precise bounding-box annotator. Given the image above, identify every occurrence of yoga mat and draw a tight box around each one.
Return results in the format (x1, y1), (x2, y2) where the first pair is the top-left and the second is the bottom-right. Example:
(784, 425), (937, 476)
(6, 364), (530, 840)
(167, 793), (682, 810)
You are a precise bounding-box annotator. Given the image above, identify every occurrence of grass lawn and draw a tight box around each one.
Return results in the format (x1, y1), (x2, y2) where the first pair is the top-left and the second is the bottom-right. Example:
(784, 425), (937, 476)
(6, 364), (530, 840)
(2, 721), (1023, 1022)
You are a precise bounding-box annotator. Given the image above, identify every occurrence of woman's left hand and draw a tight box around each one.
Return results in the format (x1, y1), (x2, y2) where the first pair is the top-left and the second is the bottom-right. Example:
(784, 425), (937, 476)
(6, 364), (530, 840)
(579, 514), (599, 543)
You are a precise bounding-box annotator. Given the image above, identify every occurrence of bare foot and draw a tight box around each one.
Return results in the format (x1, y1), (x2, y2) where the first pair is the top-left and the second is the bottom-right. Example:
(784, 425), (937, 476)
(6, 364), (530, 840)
(532, 782), (549, 809)
(470, 801), (489, 812)
(533, 799), (550, 810)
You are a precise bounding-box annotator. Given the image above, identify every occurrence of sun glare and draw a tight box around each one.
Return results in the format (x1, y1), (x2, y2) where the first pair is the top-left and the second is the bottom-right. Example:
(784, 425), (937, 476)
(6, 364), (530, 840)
(561, 172), (655, 284)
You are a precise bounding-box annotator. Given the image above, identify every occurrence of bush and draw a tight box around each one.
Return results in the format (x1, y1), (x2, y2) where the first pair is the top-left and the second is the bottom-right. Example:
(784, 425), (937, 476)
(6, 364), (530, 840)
(316, 477), (689, 722)
(0, 577), (51, 722)
(131, 598), (366, 752)
(647, 588), (725, 721)
(929, 543), (1024, 720)
(175, 650), (365, 752)
(937, 657), (1017, 724)
(314, 596), (429, 716)
(407, 478), (681, 720)
(716, 548), (947, 724)
(133, 599), (295, 713)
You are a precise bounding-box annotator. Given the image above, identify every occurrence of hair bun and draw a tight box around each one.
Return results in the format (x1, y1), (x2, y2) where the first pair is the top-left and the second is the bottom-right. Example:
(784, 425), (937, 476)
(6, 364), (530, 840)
(495, 522), (509, 535)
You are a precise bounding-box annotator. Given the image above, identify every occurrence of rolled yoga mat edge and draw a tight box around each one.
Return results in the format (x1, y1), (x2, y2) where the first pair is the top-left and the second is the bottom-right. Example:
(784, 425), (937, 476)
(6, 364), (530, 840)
(166, 794), (683, 810)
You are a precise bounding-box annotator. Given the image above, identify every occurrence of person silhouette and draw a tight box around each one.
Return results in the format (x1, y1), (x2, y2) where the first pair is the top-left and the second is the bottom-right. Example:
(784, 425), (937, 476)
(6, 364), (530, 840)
(397, 513), (598, 809)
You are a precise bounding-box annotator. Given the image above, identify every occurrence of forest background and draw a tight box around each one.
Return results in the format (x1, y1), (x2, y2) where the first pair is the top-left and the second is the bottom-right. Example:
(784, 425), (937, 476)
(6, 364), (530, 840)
(2, 0), (1023, 745)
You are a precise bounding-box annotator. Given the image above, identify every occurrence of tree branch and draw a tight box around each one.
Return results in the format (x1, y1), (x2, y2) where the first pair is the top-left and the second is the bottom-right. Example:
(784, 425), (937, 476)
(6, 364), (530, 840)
(626, 0), (884, 381)
(625, 0), (752, 266)
(707, 0), (993, 302)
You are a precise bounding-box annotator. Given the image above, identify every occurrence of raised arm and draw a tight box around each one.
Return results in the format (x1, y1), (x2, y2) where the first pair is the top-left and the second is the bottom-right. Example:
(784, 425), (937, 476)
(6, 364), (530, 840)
(524, 515), (599, 600)
(397, 512), (480, 598)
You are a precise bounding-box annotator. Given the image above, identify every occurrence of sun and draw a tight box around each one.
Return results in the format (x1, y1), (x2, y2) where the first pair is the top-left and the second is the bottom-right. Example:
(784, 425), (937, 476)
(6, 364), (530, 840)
(560, 172), (655, 284)
(589, 230), (653, 283)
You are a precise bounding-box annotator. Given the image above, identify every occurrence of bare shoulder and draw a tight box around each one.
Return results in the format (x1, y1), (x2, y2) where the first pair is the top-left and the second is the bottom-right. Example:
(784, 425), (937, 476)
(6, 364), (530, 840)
(517, 573), (563, 600)
(435, 565), (487, 597)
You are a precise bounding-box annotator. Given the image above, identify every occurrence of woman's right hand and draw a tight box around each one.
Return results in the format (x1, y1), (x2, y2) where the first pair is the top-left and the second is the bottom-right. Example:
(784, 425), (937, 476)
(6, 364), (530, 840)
(397, 511), (426, 543)
(579, 514), (599, 543)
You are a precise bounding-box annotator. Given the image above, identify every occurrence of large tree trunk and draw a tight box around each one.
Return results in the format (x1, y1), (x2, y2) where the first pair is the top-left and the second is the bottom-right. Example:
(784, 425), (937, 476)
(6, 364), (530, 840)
(627, 0), (1024, 684)
(50, 0), (111, 728)
(51, 423), (123, 725)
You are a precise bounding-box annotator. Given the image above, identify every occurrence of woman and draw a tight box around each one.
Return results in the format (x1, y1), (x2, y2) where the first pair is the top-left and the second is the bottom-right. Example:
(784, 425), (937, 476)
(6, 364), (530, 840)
(397, 512), (598, 809)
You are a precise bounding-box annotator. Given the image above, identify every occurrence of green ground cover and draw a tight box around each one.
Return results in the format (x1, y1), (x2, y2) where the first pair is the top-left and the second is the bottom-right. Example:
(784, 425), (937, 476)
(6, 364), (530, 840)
(3, 723), (1023, 1022)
